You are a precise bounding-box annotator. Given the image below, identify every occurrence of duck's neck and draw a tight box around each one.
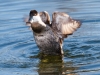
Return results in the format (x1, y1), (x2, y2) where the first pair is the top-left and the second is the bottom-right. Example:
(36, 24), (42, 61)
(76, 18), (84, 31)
(31, 22), (46, 33)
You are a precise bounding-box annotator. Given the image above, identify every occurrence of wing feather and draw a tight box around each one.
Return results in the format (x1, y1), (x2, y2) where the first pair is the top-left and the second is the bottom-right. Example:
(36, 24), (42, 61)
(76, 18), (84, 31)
(52, 12), (81, 37)
(39, 11), (51, 25)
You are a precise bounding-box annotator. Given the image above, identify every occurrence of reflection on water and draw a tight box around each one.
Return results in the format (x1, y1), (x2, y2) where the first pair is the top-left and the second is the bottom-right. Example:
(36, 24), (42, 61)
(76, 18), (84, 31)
(38, 55), (63, 75)
(38, 55), (78, 75)
(0, 0), (100, 75)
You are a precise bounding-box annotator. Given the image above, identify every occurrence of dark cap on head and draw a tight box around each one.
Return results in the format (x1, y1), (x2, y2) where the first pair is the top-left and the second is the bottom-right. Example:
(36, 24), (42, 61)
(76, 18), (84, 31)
(29, 10), (38, 16)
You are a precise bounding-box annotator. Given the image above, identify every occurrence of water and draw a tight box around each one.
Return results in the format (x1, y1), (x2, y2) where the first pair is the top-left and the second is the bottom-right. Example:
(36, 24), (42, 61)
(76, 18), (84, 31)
(0, 0), (100, 75)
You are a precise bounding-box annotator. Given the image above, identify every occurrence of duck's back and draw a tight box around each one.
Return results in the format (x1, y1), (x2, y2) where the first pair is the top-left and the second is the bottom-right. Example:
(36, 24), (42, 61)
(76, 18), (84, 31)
(33, 25), (61, 55)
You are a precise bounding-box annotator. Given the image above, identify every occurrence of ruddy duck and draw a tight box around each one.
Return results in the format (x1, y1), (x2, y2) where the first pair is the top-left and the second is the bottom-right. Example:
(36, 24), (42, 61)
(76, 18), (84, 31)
(25, 10), (81, 55)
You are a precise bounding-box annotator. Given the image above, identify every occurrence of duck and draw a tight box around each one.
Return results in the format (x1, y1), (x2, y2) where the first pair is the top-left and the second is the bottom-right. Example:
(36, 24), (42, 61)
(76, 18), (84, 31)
(25, 10), (81, 55)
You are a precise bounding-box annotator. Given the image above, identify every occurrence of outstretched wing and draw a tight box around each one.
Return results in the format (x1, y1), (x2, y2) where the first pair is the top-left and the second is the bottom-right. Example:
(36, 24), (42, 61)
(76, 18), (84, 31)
(52, 12), (81, 38)
(39, 11), (51, 25)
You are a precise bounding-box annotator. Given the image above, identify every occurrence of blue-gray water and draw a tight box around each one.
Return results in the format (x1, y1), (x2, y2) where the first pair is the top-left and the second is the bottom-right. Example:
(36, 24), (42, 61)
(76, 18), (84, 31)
(0, 0), (100, 75)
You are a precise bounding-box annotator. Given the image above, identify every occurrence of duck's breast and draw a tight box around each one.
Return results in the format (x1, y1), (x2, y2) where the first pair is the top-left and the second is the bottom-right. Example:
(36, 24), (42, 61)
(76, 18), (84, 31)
(33, 26), (61, 55)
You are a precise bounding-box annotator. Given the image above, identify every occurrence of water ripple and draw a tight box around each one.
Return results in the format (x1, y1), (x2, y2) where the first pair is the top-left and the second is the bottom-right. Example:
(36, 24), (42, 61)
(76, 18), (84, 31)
(0, 0), (100, 75)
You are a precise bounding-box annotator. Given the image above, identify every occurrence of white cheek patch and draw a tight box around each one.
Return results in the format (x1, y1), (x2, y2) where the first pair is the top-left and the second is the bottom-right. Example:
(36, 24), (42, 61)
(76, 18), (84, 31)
(29, 15), (41, 23)
(29, 15), (46, 27)
(33, 16), (41, 22)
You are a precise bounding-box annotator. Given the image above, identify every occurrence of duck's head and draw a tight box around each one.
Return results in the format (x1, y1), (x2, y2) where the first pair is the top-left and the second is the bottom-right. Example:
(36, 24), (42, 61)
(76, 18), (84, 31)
(26, 10), (46, 33)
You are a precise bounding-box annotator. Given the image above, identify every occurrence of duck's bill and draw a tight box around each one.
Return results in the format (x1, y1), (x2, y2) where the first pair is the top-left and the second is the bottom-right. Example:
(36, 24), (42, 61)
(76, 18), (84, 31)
(26, 22), (32, 30)
(26, 16), (32, 24)
(26, 22), (31, 26)
(23, 15), (32, 26)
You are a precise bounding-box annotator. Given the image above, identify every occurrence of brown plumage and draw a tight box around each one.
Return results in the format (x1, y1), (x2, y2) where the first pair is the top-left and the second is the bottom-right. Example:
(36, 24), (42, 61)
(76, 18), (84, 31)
(39, 11), (51, 25)
(25, 10), (81, 55)
(52, 12), (81, 38)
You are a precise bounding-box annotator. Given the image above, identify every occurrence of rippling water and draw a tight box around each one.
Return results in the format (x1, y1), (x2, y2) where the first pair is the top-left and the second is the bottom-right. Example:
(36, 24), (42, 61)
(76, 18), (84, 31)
(0, 0), (100, 75)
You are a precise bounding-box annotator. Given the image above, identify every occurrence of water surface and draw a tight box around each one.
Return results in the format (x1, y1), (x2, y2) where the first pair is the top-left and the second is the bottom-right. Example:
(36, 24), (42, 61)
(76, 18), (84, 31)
(0, 0), (100, 75)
